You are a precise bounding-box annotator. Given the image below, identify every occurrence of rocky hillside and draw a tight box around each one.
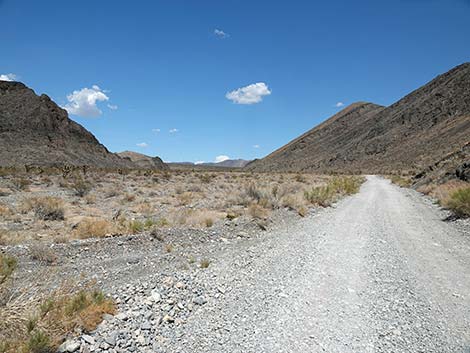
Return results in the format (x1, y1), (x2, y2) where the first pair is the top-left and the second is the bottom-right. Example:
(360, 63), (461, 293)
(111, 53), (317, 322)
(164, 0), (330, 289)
(246, 63), (470, 175)
(118, 151), (168, 170)
(0, 81), (134, 168)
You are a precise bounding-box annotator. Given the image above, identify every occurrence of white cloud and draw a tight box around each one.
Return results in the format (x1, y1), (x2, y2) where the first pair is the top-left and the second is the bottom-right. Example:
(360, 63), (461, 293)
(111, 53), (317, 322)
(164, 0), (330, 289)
(152, 128), (161, 133)
(335, 102), (345, 107)
(63, 85), (109, 117)
(107, 104), (118, 110)
(169, 128), (179, 133)
(253, 144), (260, 149)
(214, 155), (230, 163)
(214, 29), (229, 38)
(136, 142), (148, 148)
(226, 82), (271, 104)
(0, 73), (17, 81)
(194, 161), (205, 165)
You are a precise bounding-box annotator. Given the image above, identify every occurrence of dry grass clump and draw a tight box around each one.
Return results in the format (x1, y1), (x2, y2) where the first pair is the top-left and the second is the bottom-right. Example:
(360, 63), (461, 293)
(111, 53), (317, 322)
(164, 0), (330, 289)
(0, 274), (115, 353)
(29, 244), (58, 265)
(304, 176), (364, 207)
(21, 197), (65, 221)
(200, 259), (210, 268)
(416, 180), (470, 217)
(390, 175), (412, 187)
(169, 209), (222, 228)
(0, 253), (17, 286)
(442, 187), (470, 217)
(74, 218), (114, 239)
(0, 229), (27, 246)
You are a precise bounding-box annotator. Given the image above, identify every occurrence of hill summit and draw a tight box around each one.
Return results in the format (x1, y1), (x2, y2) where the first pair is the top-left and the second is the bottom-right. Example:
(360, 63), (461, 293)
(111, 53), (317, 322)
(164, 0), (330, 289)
(246, 63), (470, 177)
(0, 81), (134, 168)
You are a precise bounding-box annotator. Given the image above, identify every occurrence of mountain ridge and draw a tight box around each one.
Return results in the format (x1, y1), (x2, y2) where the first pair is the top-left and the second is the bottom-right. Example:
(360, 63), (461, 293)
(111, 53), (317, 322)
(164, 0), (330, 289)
(246, 63), (470, 176)
(0, 80), (138, 168)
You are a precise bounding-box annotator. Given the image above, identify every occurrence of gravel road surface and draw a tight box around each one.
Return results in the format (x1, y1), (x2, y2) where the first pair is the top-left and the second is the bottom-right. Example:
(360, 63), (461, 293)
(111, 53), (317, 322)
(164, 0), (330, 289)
(48, 175), (470, 352)
(165, 175), (470, 353)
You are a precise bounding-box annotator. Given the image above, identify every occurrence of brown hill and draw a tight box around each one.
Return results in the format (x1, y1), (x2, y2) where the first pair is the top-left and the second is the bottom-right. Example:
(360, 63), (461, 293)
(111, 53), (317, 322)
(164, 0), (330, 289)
(246, 63), (470, 175)
(0, 81), (134, 168)
(117, 151), (168, 170)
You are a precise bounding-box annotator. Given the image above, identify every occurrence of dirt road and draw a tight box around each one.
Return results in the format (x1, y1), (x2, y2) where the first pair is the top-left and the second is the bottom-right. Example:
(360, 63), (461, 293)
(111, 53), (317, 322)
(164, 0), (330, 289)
(43, 176), (470, 352)
(167, 176), (470, 353)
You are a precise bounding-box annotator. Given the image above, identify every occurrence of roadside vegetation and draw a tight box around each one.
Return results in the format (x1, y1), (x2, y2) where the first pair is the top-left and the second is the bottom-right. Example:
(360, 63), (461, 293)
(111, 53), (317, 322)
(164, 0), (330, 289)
(304, 176), (365, 207)
(417, 180), (470, 218)
(0, 252), (114, 353)
(389, 175), (412, 188)
(0, 168), (366, 244)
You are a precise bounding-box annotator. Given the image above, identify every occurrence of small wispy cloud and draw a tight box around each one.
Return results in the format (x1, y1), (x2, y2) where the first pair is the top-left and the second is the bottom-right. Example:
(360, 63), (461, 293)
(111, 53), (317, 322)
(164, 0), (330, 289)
(214, 155), (230, 163)
(214, 29), (229, 39)
(169, 128), (179, 133)
(63, 85), (109, 118)
(194, 161), (205, 165)
(0, 73), (17, 82)
(152, 128), (161, 133)
(107, 104), (118, 110)
(335, 102), (345, 108)
(253, 144), (260, 149)
(226, 82), (271, 105)
(136, 142), (148, 148)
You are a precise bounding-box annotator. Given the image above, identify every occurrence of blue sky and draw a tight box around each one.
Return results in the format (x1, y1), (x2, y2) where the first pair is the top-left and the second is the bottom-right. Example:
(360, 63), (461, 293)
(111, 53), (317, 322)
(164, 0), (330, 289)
(1, 0), (469, 163)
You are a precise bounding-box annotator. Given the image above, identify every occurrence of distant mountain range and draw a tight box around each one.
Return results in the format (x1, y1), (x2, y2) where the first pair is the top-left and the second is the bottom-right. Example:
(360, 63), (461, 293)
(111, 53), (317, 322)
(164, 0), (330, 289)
(1, 63), (468, 181)
(246, 63), (470, 181)
(168, 159), (250, 168)
(201, 159), (251, 168)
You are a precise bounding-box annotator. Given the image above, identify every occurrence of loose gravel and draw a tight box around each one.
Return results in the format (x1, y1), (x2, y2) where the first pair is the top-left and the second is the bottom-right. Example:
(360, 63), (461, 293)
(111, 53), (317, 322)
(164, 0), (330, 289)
(10, 176), (470, 352)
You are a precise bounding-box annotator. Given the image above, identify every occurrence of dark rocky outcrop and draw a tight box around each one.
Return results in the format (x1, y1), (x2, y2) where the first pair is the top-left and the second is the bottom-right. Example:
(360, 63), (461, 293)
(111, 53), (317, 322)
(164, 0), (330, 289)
(0, 81), (132, 168)
(246, 63), (470, 176)
(117, 151), (168, 170)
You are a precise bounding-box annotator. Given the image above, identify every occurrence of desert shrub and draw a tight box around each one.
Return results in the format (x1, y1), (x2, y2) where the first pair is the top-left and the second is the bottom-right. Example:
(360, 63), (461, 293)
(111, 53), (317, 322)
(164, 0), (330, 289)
(75, 218), (113, 238)
(70, 178), (92, 197)
(22, 197), (65, 221)
(29, 244), (57, 265)
(11, 177), (31, 191)
(0, 253), (17, 285)
(297, 206), (308, 217)
(204, 217), (214, 228)
(128, 220), (144, 234)
(1, 286), (114, 352)
(248, 203), (269, 219)
(155, 218), (170, 227)
(200, 259), (210, 268)
(177, 192), (195, 206)
(304, 185), (335, 207)
(444, 187), (470, 217)
(198, 174), (213, 184)
(26, 330), (52, 353)
(304, 176), (364, 207)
